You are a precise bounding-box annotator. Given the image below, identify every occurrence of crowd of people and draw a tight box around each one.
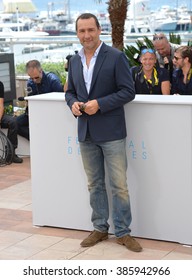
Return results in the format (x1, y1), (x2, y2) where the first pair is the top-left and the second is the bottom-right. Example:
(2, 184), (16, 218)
(1, 12), (192, 253)
(1, 32), (191, 163)
(131, 33), (192, 95)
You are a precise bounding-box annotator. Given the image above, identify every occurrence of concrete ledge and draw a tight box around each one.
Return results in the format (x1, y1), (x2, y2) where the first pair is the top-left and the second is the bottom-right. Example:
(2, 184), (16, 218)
(1, 129), (30, 156)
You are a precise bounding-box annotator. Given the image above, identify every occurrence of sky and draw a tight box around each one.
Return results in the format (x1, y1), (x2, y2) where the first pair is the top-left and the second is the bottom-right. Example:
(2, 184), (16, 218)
(32, 0), (191, 13)
(2, 1), (190, 15)
(32, 0), (108, 13)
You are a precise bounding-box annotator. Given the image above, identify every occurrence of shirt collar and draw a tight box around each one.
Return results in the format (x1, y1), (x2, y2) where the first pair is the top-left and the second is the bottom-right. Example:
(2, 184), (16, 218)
(79, 41), (103, 59)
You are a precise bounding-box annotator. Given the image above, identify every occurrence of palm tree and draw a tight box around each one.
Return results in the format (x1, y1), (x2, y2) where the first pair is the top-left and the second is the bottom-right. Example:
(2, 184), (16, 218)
(95, 0), (129, 50)
(108, 0), (129, 50)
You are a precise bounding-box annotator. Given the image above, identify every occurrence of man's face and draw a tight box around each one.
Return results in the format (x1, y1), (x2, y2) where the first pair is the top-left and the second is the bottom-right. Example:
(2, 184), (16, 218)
(153, 40), (170, 57)
(173, 52), (185, 69)
(76, 17), (101, 51)
(27, 68), (43, 84)
(140, 52), (156, 71)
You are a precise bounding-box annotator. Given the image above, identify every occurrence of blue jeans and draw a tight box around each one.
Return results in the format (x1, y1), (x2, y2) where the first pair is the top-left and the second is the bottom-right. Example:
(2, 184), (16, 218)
(79, 138), (132, 237)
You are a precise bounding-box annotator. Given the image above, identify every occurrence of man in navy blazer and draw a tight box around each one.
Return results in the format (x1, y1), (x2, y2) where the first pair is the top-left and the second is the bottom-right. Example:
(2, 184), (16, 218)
(65, 13), (142, 252)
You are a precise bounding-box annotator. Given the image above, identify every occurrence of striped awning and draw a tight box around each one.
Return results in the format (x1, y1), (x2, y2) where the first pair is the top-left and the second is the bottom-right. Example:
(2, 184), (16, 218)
(2, 0), (37, 13)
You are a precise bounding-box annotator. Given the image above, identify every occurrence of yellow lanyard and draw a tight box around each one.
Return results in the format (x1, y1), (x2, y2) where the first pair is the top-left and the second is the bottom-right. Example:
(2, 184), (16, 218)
(144, 68), (159, 86)
(187, 68), (192, 82)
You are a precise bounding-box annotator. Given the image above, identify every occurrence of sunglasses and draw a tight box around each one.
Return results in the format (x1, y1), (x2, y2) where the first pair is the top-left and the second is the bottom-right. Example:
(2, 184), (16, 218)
(141, 49), (155, 54)
(173, 56), (182, 61)
(153, 36), (165, 41)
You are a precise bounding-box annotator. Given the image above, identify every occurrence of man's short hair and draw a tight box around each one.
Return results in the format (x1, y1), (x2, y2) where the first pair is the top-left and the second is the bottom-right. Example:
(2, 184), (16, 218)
(75, 13), (100, 31)
(26, 60), (41, 71)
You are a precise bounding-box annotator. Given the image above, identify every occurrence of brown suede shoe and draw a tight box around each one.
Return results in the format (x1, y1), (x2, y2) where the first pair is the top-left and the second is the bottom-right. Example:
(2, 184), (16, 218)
(80, 230), (108, 247)
(117, 235), (142, 252)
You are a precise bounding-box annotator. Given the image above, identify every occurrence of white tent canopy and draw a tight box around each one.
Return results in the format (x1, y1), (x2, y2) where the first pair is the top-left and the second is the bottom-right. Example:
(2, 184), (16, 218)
(2, 0), (37, 13)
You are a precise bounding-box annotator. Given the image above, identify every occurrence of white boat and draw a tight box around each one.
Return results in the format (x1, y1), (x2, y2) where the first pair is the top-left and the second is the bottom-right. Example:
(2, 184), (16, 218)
(125, 19), (152, 34)
(150, 4), (192, 32)
(21, 43), (49, 54)
(36, 20), (61, 36)
(125, 2), (191, 34)
(62, 23), (76, 35)
(19, 29), (49, 37)
(150, 5), (177, 31)
(151, 16), (178, 32)
(0, 43), (10, 52)
(125, 0), (154, 35)
(0, 26), (49, 38)
(176, 5), (192, 31)
(177, 16), (192, 31)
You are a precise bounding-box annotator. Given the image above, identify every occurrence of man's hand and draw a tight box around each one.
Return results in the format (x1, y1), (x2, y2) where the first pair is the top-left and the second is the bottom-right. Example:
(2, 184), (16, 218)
(71, 101), (85, 116)
(83, 100), (99, 115)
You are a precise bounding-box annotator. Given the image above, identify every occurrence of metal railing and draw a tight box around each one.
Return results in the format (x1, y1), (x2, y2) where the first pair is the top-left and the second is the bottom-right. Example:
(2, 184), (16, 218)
(1, 33), (191, 62)
(0, 35), (114, 65)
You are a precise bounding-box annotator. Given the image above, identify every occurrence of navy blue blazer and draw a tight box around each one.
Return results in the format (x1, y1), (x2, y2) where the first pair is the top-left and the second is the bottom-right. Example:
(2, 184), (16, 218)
(65, 43), (135, 142)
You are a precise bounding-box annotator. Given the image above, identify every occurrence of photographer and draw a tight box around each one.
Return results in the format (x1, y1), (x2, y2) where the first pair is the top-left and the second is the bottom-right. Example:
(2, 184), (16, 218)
(17, 60), (64, 140)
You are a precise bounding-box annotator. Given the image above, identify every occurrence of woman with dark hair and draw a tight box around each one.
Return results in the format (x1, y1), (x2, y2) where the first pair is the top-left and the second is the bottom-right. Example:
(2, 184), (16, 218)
(172, 46), (192, 95)
(131, 48), (170, 95)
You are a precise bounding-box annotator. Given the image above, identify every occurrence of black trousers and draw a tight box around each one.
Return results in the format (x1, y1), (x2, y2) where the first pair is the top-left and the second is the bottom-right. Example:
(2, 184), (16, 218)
(16, 113), (30, 140)
(1, 114), (18, 149)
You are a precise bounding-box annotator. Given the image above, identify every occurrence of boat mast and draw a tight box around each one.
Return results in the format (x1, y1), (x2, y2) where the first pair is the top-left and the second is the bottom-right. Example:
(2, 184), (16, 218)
(16, 7), (20, 31)
(133, 0), (139, 33)
(67, 0), (71, 22)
